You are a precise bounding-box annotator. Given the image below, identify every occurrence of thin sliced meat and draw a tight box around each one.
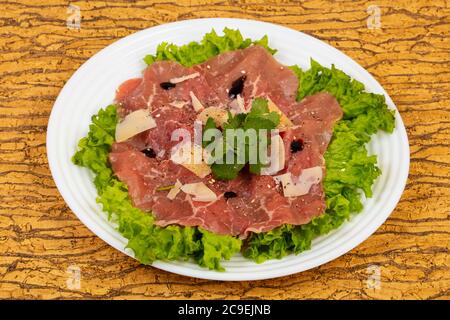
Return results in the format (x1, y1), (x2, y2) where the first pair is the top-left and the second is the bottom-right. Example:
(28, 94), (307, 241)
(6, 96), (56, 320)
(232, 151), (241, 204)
(199, 45), (298, 113)
(117, 60), (221, 115)
(116, 78), (142, 102)
(110, 145), (258, 236)
(109, 45), (343, 238)
(281, 92), (343, 222)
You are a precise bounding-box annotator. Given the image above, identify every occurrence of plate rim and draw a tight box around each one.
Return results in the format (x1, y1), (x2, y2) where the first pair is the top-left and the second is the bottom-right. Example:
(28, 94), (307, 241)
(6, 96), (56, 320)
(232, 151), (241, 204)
(47, 17), (410, 281)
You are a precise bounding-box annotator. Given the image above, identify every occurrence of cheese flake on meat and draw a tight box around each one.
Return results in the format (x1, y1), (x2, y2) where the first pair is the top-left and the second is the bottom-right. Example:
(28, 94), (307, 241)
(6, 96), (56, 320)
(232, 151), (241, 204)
(229, 94), (247, 114)
(197, 107), (229, 127)
(274, 166), (323, 197)
(181, 182), (217, 202)
(190, 91), (205, 112)
(115, 109), (157, 142)
(267, 98), (293, 131)
(236, 94), (245, 111)
(260, 134), (285, 175)
(170, 142), (211, 178)
(167, 179), (182, 200)
(169, 100), (187, 109)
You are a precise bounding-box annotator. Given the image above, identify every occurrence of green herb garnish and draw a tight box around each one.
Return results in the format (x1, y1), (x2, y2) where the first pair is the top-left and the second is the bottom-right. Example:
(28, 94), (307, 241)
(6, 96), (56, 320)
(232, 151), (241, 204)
(204, 98), (280, 180)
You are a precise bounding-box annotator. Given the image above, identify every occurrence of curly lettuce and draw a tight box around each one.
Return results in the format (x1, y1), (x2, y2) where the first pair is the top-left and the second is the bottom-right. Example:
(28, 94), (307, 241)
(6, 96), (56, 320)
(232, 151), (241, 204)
(73, 29), (395, 269)
(144, 27), (276, 67)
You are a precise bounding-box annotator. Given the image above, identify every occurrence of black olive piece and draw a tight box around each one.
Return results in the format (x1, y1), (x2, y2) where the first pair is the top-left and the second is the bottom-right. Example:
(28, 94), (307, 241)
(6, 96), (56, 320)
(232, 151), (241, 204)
(228, 75), (247, 99)
(160, 82), (176, 90)
(224, 191), (238, 200)
(290, 139), (304, 153)
(142, 148), (157, 158)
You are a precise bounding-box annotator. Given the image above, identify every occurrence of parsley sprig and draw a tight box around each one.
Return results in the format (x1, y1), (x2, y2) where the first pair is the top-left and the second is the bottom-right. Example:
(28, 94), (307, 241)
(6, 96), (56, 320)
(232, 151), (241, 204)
(203, 98), (280, 180)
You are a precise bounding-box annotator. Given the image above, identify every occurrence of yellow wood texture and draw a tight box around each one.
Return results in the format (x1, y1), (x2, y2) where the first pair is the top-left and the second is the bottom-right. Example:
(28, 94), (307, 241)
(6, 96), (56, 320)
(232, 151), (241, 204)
(0, 0), (449, 300)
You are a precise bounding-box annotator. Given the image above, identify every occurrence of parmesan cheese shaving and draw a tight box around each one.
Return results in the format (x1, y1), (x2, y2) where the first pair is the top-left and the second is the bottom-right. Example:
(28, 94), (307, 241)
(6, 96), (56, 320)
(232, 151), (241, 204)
(170, 142), (211, 178)
(236, 94), (245, 112)
(181, 182), (217, 202)
(169, 100), (187, 109)
(183, 162), (211, 179)
(267, 98), (293, 131)
(169, 72), (200, 84)
(260, 134), (285, 175)
(229, 94), (247, 114)
(197, 107), (229, 127)
(167, 180), (182, 200)
(115, 109), (156, 142)
(190, 91), (204, 112)
(274, 166), (323, 197)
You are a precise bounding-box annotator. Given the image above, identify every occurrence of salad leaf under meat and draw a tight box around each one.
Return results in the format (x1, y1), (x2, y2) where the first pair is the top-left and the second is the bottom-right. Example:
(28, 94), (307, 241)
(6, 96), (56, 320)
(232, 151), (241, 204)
(144, 27), (276, 67)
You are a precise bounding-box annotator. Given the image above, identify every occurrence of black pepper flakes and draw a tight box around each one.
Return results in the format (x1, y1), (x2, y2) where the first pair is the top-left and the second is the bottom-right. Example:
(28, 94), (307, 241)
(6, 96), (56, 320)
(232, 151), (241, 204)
(160, 82), (176, 90)
(142, 148), (157, 158)
(290, 139), (304, 153)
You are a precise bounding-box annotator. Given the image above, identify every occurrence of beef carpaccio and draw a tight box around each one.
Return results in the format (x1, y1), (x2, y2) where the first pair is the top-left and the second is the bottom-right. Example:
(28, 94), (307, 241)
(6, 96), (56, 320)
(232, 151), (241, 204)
(109, 45), (343, 238)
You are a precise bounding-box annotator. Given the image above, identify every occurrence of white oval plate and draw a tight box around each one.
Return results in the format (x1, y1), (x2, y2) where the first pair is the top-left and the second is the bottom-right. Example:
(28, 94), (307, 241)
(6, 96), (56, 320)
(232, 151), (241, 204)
(47, 18), (409, 281)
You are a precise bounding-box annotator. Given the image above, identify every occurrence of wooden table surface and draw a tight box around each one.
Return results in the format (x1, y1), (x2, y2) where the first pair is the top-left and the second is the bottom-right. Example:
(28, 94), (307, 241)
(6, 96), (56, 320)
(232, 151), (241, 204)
(0, 0), (449, 300)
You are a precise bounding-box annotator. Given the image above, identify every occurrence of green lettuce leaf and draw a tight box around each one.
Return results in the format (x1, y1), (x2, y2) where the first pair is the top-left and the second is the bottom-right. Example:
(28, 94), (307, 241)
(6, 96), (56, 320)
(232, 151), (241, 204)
(196, 228), (243, 271)
(144, 28), (276, 66)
